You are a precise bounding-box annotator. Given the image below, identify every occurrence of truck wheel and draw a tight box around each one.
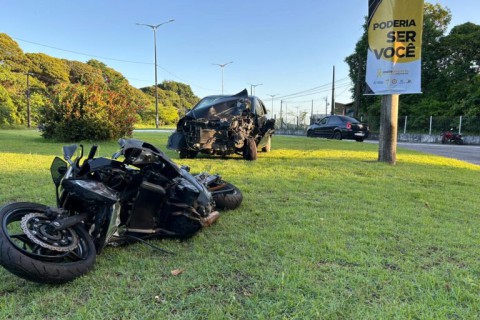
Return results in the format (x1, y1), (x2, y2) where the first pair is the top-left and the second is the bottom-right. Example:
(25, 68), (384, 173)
(261, 136), (271, 152)
(242, 138), (257, 161)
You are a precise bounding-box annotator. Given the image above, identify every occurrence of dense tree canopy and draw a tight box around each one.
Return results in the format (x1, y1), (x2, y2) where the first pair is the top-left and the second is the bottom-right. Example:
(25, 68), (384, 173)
(0, 33), (199, 140)
(345, 3), (480, 120)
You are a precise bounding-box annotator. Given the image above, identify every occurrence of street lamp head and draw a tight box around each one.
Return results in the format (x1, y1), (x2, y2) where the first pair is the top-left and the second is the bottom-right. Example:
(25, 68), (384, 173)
(136, 19), (175, 29)
(155, 19), (175, 28)
(213, 61), (233, 68)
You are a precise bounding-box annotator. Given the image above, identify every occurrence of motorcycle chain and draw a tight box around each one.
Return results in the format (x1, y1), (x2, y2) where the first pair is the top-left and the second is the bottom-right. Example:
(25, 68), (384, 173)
(20, 213), (79, 252)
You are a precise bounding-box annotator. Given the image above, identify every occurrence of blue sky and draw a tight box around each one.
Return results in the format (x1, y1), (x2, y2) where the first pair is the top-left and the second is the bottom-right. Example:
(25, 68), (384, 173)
(1, 1), (479, 117)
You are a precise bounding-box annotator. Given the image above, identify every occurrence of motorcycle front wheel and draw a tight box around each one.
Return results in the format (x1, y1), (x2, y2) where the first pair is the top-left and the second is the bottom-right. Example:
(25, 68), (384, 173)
(0, 202), (96, 284)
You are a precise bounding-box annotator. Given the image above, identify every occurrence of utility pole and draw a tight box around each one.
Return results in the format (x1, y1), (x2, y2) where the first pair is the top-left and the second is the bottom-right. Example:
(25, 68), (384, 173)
(280, 100), (283, 129)
(331, 65), (335, 115)
(26, 72), (31, 128)
(310, 100), (314, 125)
(324, 96), (329, 116)
(353, 58), (362, 118)
(285, 103), (288, 128)
(378, 95), (399, 164)
(295, 106), (299, 126)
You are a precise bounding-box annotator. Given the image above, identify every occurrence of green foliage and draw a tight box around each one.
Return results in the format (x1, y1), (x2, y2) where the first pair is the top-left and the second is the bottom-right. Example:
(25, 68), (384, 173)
(140, 80), (200, 124)
(26, 53), (70, 84)
(0, 34), (199, 135)
(0, 84), (15, 125)
(66, 60), (104, 85)
(0, 33), (30, 72)
(158, 80), (199, 108)
(38, 83), (143, 141)
(86, 59), (128, 91)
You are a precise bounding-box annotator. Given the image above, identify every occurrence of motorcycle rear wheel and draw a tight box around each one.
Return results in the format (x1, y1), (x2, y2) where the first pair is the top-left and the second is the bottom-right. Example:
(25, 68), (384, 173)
(211, 182), (243, 210)
(0, 202), (96, 284)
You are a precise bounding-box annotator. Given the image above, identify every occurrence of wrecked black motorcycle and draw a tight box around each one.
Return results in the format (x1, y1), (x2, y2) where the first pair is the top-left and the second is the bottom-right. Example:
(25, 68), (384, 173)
(0, 139), (242, 284)
(168, 89), (275, 160)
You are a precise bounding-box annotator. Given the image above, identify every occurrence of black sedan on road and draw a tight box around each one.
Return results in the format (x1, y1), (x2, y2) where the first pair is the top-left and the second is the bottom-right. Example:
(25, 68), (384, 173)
(306, 115), (369, 142)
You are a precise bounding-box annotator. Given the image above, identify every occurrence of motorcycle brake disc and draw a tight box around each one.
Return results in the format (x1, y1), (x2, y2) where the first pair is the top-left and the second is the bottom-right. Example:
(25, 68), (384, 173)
(21, 213), (79, 252)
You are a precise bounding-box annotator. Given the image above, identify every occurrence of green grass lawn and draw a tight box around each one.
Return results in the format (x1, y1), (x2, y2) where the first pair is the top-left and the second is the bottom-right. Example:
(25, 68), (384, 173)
(0, 129), (479, 319)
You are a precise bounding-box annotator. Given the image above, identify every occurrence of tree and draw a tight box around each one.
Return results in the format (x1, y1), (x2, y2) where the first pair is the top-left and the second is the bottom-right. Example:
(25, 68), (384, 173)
(0, 33), (30, 72)
(158, 80), (199, 107)
(26, 53), (70, 84)
(87, 59), (128, 91)
(0, 84), (15, 125)
(0, 33), (195, 132)
(66, 60), (104, 85)
(440, 23), (480, 115)
(344, 20), (379, 119)
(39, 83), (144, 141)
(140, 81), (200, 125)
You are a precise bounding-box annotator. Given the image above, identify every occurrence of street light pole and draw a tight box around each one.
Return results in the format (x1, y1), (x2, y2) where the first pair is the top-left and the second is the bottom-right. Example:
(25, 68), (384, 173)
(249, 83), (262, 96)
(267, 94), (277, 113)
(212, 61), (233, 94)
(136, 19), (174, 128)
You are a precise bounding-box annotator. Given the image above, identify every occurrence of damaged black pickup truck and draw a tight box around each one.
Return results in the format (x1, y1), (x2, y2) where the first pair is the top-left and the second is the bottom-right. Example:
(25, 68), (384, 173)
(167, 89), (275, 161)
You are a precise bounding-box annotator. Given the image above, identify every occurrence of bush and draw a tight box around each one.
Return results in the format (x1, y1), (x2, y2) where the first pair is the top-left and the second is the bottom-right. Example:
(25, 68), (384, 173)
(38, 83), (144, 141)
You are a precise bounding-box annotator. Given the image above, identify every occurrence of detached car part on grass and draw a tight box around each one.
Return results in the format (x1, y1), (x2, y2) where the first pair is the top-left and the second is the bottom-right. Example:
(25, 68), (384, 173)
(168, 89), (275, 160)
(0, 139), (242, 284)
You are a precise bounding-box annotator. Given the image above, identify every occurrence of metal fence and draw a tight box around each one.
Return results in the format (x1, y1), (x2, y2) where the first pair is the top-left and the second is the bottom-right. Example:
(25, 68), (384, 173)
(274, 115), (480, 135)
(369, 116), (480, 135)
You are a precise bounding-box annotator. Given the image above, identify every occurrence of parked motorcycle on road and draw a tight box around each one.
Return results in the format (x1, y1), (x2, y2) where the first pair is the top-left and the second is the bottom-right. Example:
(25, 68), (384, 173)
(0, 139), (243, 284)
(441, 129), (464, 145)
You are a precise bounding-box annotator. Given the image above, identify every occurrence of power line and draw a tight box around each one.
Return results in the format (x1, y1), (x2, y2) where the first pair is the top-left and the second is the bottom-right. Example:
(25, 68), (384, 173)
(275, 77), (351, 100)
(280, 83), (351, 101)
(12, 36), (218, 92)
(11, 36), (353, 98)
(13, 37), (152, 65)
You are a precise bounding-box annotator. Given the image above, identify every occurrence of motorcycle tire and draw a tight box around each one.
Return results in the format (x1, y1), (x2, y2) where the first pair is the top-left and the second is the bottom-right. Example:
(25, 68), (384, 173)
(0, 202), (96, 284)
(212, 182), (243, 210)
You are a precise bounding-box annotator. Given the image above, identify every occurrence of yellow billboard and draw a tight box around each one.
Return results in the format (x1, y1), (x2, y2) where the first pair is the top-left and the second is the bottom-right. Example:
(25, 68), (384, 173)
(365, 0), (424, 95)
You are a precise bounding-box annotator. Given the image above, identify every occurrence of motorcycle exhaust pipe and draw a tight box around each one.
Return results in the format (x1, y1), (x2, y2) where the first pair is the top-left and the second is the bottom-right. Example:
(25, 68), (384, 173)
(202, 211), (220, 227)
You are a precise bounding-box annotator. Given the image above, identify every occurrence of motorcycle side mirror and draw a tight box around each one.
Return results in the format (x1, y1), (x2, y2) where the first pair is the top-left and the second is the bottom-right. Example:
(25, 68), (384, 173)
(62, 144), (78, 162)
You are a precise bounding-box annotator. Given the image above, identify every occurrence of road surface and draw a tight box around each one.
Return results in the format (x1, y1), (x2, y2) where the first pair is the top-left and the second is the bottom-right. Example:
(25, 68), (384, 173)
(374, 141), (480, 165)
